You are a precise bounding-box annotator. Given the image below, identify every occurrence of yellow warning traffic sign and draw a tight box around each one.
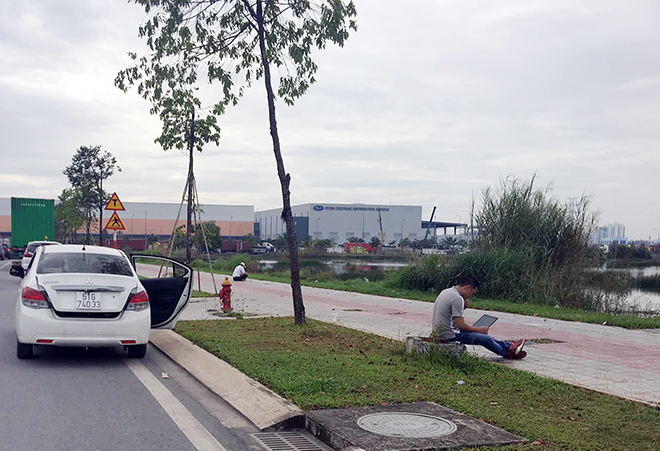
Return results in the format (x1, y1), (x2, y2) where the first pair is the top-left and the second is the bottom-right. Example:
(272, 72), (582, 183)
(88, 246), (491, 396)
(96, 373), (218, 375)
(105, 211), (126, 230)
(105, 192), (125, 211)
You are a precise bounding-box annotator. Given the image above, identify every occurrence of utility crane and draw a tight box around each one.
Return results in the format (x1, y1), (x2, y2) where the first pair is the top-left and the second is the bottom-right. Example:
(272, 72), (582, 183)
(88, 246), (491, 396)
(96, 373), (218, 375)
(377, 207), (384, 244)
(423, 206), (436, 242)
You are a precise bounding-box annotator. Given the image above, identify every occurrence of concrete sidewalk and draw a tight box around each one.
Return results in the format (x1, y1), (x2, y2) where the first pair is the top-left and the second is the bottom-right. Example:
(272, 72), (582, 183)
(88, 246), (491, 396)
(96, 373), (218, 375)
(177, 270), (660, 409)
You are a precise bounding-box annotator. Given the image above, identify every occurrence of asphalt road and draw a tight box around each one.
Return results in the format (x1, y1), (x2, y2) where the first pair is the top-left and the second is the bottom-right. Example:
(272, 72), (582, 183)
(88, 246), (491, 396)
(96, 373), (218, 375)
(0, 260), (263, 451)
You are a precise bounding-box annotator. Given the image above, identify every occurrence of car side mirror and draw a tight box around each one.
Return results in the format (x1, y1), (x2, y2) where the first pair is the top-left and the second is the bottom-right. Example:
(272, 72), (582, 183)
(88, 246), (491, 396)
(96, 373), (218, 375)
(10, 264), (24, 278)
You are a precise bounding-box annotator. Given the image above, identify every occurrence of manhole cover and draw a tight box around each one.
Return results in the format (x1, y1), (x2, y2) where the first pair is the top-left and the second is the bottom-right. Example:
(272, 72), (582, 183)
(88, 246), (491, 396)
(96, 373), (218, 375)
(356, 412), (458, 438)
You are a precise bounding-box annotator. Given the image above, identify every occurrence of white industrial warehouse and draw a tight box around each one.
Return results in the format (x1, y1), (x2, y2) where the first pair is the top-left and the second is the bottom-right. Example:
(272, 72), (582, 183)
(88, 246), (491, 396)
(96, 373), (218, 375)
(1, 197), (462, 246)
(255, 203), (463, 244)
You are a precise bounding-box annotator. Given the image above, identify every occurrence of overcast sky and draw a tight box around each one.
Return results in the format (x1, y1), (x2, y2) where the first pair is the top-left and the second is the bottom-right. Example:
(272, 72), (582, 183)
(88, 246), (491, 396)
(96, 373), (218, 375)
(1, 0), (658, 240)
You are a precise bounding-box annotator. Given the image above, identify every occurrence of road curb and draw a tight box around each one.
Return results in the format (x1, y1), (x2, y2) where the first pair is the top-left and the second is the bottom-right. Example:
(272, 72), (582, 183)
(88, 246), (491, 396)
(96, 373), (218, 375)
(149, 329), (303, 431)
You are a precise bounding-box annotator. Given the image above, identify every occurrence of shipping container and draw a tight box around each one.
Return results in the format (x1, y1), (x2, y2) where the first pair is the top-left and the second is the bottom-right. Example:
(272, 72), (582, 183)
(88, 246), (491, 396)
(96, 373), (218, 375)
(11, 197), (55, 249)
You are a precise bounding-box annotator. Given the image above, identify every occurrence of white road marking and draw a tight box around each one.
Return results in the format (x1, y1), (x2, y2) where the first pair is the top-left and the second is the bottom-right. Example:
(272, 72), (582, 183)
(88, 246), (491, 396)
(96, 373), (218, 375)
(125, 358), (228, 451)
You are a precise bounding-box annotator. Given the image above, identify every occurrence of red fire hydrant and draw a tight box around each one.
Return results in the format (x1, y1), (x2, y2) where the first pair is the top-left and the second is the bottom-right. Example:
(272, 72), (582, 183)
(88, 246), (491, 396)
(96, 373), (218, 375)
(220, 277), (232, 312)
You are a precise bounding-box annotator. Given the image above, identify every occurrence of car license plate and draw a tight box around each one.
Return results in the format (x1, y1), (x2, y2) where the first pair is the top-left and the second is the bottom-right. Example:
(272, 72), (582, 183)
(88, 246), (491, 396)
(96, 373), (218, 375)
(76, 292), (102, 309)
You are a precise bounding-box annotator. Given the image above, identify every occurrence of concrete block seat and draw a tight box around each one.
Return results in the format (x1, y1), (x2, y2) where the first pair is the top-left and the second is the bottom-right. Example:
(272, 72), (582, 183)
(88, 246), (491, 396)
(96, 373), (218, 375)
(405, 336), (467, 357)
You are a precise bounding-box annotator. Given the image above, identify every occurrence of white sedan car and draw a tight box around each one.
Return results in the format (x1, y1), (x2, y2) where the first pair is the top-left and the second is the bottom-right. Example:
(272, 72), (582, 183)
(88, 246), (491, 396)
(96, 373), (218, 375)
(21, 240), (62, 271)
(14, 244), (192, 359)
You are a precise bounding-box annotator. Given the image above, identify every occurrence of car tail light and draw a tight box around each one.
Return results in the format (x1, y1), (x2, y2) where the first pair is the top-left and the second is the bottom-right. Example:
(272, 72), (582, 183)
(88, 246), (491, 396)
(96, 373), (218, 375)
(24, 251), (33, 258)
(126, 290), (149, 311)
(22, 287), (49, 309)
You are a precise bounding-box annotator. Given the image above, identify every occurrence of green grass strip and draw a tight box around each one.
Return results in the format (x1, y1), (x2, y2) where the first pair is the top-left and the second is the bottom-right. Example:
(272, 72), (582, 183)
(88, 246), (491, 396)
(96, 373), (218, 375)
(176, 317), (660, 451)
(192, 290), (216, 298)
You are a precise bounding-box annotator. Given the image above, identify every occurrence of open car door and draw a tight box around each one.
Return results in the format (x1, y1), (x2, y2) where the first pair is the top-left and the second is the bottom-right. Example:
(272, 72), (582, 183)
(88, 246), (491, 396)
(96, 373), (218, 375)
(131, 255), (192, 329)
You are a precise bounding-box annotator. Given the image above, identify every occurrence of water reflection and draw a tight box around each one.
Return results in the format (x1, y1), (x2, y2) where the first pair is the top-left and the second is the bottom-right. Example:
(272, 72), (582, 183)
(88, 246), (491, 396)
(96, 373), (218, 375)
(628, 266), (660, 277)
(257, 259), (407, 274)
(625, 289), (660, 312)
(325, 261), (407, 274)
(608, 265), (660, 312)
(257, 260), (280, 270)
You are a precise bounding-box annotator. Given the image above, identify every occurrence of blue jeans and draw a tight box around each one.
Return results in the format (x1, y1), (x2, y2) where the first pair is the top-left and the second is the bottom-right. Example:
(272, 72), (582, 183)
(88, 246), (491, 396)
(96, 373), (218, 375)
(454, 330), (511, 357)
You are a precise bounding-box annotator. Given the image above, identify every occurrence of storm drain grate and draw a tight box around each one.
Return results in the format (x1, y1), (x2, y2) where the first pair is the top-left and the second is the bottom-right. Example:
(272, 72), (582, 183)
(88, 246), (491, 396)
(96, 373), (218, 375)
(252, 431), (332, 451)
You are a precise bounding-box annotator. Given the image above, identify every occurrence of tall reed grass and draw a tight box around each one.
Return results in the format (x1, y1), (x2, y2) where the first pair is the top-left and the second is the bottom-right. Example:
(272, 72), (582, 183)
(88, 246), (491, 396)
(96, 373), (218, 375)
(394, 176), (627, 311)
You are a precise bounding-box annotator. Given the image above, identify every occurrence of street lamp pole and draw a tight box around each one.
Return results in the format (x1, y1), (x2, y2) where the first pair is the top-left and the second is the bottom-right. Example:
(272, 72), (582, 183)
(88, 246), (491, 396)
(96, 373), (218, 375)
(316, 218), (321, 238)
(229, 216), (233, 238)
(400, 219), (405, 243)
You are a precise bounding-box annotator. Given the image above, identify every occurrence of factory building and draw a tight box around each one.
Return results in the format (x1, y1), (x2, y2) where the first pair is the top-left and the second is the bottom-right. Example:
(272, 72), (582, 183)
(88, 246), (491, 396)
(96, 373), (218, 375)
(109, 201), (253, 240)
(0, 197), (253, 243)
(2, 197), (462, 248)
(255, 203), (461, 245)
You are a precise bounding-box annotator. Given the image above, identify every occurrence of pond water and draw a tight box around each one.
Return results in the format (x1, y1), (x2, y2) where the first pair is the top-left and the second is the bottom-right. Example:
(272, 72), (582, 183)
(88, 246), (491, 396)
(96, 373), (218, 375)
(325, 261), (408, 274)
(622, 290), (660, 313)
(607, 266), (660, 313)
(627, 266), (660, 277)
(257, 260), (407, 273)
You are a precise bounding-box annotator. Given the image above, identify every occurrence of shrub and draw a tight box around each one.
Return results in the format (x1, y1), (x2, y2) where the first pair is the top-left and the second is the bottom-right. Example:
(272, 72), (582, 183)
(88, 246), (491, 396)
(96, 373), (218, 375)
(395, 254), (449, 292)
(209, 253), (254, 272)
(337, 267), (387, 282)
(395, 176), (621, 310)
(607, 244), (652, 260)
(470, 176), (603, 308)
(394, 249), (538, 302)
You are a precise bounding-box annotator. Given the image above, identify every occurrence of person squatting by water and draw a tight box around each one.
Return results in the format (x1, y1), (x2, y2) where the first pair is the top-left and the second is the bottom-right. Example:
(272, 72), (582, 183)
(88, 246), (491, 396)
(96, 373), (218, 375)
(432, 275), (526, 359)
(232, 262), (248, 281)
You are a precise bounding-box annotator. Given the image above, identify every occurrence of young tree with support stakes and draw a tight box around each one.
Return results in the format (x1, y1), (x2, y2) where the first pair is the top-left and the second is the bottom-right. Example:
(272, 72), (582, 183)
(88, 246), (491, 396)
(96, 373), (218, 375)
(115, 0), (358, 325)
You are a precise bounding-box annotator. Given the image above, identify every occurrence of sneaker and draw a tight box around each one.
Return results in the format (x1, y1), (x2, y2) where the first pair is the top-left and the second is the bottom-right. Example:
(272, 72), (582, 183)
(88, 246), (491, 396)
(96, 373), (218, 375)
(510, 350), (527, 360)
(511, 338), (525, 355)
(506, 347), (516, 358)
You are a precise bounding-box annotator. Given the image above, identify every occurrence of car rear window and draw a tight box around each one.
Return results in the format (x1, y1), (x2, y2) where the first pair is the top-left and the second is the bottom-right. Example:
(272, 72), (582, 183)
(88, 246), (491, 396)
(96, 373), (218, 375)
(37, 253), (134, 276)
(27, 242), (58, 254)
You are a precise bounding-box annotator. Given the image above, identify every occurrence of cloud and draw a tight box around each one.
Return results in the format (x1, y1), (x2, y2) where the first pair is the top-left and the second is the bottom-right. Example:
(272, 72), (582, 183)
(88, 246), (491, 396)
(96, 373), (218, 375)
(0, 0), (658, 239)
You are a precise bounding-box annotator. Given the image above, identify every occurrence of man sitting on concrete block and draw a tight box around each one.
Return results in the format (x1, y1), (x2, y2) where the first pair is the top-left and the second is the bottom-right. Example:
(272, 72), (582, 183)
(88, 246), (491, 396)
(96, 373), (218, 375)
(432, 275), (526, 359)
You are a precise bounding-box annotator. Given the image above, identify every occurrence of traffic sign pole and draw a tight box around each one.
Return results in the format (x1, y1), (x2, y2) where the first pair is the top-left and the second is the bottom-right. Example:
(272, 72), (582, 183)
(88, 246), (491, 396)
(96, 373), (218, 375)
(103, 193), (125, 248)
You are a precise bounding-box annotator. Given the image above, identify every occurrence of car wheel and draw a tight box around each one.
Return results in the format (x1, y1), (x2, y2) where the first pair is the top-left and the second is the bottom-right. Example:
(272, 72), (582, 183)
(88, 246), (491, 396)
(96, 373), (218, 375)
(17, 341), (33, 359)
(127, 344), (147, 358)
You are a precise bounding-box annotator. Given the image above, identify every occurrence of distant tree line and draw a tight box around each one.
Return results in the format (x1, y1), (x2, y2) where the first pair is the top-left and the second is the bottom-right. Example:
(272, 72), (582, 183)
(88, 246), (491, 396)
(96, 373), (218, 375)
(607, 244), (652, 260)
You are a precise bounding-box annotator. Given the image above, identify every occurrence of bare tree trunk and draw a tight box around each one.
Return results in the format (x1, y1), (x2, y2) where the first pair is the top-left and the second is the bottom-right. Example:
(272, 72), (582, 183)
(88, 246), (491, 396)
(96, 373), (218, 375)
(254, 0), (305, 325)
(186, 110), (195, 264)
